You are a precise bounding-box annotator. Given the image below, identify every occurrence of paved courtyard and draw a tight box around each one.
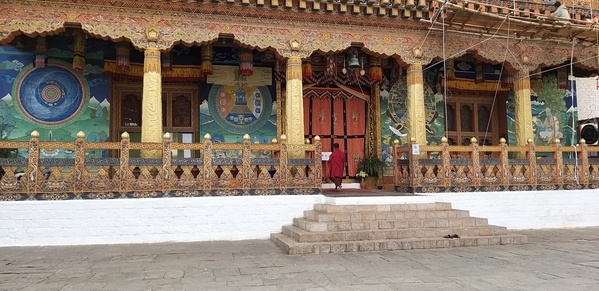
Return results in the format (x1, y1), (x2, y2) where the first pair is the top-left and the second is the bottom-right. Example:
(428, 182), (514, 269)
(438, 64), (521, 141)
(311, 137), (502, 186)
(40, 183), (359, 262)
(1, 228), (599, 291)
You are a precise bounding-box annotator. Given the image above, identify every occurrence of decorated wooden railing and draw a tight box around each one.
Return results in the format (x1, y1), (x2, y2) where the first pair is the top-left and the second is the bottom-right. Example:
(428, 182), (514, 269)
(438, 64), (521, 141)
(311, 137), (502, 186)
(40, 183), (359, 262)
(393, 137), (599, 193)
(0, 131), (322, 200)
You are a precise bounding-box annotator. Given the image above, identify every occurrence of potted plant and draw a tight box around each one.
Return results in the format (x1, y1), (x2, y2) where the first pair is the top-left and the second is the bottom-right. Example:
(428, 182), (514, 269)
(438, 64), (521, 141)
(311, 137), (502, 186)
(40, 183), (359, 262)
(357, 154), (383, 189)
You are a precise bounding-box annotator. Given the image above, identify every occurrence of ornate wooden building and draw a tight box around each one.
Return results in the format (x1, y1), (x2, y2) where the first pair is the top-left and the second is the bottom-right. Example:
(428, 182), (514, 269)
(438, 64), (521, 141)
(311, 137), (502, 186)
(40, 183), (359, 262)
(1, 0), (599, 194)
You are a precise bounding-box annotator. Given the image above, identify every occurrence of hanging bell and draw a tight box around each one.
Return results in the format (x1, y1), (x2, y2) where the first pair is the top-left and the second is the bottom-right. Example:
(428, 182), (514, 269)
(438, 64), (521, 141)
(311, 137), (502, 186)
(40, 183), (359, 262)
(348, 55), (360, 68)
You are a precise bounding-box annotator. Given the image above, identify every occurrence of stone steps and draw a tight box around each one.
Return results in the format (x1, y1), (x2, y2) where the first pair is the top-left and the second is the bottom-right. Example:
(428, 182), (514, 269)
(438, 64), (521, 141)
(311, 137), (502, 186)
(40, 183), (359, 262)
(303, 209), (472, 222)
(282, 225), (508, 243)
(271, 201), (527, 254)
(271, 233), (528, 255)
(293, 216), (489, 231)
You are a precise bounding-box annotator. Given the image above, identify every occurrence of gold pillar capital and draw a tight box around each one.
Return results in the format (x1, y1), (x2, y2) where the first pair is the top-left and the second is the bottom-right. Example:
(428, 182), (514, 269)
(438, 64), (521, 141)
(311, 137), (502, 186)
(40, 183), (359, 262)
(144, 48), (161, 74)
(286, 56), (302, 80)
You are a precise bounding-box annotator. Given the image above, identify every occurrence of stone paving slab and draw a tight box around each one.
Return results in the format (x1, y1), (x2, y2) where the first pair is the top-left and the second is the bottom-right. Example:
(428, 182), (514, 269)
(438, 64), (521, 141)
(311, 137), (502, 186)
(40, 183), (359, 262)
(0, 228), (598, 291)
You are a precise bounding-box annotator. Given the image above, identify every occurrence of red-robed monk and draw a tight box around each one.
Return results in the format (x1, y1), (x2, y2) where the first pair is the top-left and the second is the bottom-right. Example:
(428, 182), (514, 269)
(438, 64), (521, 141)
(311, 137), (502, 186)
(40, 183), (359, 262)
(329, 143), (345, 192)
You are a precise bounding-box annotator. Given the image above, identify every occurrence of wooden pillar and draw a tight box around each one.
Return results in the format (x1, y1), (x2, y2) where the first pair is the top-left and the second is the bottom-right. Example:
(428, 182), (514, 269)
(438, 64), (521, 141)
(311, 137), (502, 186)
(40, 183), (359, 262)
(406, 62), (427, 146)
(276, 79), (283, 140)
(369, 83), (383, 160)
(513, 69), (534, 146)
(285, 56), (304, 157)
(141, 47), (163, 158)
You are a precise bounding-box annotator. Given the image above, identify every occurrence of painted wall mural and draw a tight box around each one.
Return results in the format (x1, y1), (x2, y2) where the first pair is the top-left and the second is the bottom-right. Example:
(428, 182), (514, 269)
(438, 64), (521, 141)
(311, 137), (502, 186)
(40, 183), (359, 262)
(200, 65), (277, 158)
(380, 74), (446, 174)
(507, 74), (577, 148)
(15, 62), (87, 125)
(0, 44), (110, 158)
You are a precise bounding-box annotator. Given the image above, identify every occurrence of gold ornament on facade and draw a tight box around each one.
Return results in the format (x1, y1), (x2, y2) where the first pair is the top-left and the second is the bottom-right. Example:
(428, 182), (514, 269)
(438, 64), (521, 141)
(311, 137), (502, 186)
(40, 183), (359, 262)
(146, 27), (159, 43)
(290, 39), (301, 51)
(412, 46), (423, 58)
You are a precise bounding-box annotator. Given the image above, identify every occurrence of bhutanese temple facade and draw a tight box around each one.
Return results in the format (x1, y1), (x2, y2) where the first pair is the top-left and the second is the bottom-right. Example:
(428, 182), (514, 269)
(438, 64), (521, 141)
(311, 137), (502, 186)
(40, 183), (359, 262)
(1, 0), (599, 195)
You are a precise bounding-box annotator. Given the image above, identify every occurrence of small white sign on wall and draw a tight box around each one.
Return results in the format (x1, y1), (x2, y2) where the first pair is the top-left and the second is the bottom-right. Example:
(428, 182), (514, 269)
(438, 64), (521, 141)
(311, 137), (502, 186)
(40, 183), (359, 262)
(411, 144), (420, 155)
(322, 152), (332, 161)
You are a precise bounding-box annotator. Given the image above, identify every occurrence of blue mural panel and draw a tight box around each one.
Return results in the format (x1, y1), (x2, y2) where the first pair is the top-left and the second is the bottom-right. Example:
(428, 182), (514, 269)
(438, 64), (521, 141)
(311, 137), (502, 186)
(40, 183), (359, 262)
(207, 85), (272, 134)
(14, 62), (87, 124)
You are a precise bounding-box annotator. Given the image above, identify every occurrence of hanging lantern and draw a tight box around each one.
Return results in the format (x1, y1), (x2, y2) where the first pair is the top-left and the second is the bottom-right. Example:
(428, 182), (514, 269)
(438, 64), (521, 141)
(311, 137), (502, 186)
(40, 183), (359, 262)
(557, 67), (568, 89)
(201, 44), (213, 75)
(445, 58), (455, 80)
(239, 49), (253, 76)
(161, 51), (172, 72)
(369, 56), (382, 82)
(72, 29), (86, 71)
(261, 50), (275, 63)
(277, 59), (286, 74)
(302, 60), (312, 79)
(474, 61), (484, 84)
(324, 53), (337, 78)
(502, 72), (514, 88)
(530, 68), (543, 90)
(34, 36), (47, 68)
(115, 41), (131, 73)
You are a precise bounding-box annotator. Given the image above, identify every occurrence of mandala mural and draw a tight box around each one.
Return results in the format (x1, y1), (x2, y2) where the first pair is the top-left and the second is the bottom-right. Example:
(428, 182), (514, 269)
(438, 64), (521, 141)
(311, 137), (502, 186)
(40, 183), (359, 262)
(13, 61), (88, 125)
(381, 76), (445, 173)
(208, 85), (272, 134)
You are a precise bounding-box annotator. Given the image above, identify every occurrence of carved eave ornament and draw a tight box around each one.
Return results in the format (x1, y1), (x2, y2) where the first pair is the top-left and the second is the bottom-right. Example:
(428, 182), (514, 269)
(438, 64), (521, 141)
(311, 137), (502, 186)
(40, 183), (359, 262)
(0, 0), (597, 70)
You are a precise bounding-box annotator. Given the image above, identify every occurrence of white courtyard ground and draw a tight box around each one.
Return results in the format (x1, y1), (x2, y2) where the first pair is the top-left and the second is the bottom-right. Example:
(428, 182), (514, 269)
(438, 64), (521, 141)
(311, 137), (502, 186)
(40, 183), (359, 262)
(0, 227), (598, 290)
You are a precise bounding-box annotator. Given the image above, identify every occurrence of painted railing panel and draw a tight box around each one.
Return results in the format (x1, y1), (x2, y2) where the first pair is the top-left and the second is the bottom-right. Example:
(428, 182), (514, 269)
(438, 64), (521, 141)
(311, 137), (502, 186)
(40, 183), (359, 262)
(0, 132), (322, 200)
(394, 138), (598, 192)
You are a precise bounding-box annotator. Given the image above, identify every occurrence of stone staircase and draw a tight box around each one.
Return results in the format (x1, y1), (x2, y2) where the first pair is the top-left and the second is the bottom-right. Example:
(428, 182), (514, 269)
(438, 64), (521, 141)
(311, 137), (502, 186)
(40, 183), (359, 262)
(271, 202), (527, 254)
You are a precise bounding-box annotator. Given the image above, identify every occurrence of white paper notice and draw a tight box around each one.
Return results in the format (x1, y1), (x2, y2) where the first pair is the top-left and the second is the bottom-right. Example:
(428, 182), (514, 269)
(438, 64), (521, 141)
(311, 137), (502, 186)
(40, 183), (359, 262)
(182, 134), (192, 158)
